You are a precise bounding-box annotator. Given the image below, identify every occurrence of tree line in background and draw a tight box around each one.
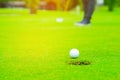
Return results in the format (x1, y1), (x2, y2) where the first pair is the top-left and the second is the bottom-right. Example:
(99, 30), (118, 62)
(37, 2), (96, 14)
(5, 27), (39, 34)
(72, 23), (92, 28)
(104, 0), (119, 11)
(0, 0), (119, 12)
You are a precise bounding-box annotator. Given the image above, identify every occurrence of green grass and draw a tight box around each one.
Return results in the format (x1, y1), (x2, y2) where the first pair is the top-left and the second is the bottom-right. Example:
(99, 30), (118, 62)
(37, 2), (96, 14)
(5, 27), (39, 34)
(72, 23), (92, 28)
(0, 8), (120, 80)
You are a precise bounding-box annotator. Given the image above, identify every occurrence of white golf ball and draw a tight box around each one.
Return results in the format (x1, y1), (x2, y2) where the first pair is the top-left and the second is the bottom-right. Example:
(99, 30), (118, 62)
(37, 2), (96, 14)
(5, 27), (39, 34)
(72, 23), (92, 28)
(69, 48), (80, 58)
(56, 18), (63, 23)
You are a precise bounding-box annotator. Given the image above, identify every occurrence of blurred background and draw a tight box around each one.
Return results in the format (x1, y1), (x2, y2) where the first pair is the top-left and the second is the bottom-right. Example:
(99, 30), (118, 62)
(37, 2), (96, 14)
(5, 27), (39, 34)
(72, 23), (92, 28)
(0, 0), (119, 12)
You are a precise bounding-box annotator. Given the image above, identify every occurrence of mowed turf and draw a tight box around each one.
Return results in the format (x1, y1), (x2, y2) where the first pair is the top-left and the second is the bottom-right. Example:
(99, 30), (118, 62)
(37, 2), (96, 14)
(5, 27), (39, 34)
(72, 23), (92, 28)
(0, 8), (120, 80)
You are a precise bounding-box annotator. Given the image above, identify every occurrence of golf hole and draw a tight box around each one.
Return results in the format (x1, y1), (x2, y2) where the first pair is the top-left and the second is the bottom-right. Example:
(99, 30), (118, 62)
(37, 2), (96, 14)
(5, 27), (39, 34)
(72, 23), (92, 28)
(67, 61), (91, 65)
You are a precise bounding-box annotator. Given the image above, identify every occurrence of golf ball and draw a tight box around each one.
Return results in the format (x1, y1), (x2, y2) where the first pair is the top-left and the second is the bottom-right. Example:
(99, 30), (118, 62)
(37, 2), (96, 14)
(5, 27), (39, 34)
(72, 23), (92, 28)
(56, 18), (63, 23)
(70, 48), (80, 58)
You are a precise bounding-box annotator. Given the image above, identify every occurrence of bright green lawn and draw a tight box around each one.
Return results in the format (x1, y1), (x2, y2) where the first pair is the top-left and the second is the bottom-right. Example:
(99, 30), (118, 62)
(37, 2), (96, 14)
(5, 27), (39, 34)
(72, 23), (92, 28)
(0, 8), (120, 80)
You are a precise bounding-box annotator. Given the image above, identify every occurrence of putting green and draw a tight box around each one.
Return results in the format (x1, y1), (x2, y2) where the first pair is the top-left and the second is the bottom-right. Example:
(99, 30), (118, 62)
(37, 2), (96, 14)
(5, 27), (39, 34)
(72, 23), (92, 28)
(0, 8), (120, 80)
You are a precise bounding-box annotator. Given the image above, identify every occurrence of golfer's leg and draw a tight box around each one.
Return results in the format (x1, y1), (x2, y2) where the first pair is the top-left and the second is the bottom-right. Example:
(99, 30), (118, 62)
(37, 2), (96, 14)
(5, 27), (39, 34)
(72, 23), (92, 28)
(75, 0), (96, 26)
(82, 0), (96, 24)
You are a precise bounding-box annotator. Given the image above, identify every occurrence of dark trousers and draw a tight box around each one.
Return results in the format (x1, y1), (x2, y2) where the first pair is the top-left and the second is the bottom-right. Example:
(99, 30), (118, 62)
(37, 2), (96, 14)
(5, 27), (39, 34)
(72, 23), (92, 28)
(82, 0), (96, 21)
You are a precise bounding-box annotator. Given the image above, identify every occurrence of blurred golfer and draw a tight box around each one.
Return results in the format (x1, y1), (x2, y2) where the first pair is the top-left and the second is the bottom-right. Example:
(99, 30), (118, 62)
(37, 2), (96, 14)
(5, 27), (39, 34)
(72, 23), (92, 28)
(75, 0), (96, 26)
